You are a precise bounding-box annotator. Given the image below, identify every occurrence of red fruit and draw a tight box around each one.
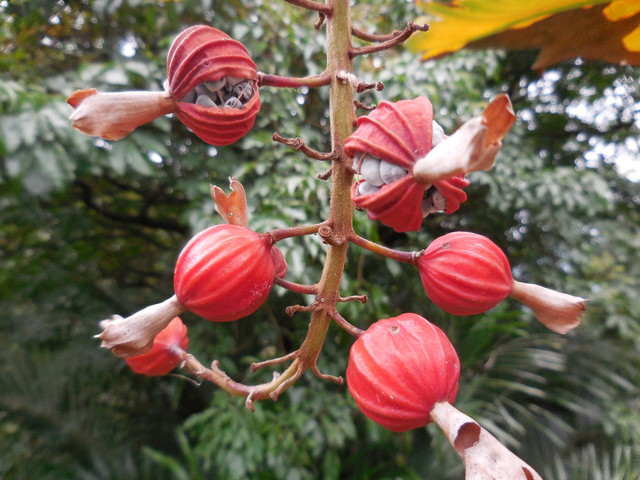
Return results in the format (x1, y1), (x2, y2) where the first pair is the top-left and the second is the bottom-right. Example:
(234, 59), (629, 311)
(345, 97), (469, 232)
(417, 231), (512, 315)
(125, 317), (188, 376)
(174, 224), (276, 322)
(166, 25), (261, 146)
(347, 313), (460, 432)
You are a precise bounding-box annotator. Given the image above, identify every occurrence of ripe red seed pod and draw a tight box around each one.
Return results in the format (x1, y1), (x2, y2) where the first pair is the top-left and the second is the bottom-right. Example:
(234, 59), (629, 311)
(417, 231), (513, 316)
(346, 313), (460, 432)
(67, 25), (260, 145)
(174, 224), (276, 322)
(417, 231), (587, 333)
(124, 317), (189, 376)
(166, 25), (261, 146)
(345, 96), (470, 232)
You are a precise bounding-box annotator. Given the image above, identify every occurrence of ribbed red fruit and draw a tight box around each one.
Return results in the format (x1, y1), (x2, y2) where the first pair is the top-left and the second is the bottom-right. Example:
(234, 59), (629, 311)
(125, 317), (188, 376)
(174, 224), (276, 322)
(166, 25), (261, 146)
(346, 313), (460, 432)
(345, 97), (469, 232)
(417, 231), (512, 315)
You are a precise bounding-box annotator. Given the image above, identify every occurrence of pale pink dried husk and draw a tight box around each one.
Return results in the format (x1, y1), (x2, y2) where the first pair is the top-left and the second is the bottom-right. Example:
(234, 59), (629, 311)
(68, 89), (176, 141)
(430, 401), (544, 480)
(97, 295), (184, 357)
(413, 94), (515, 185)
(510, 281), (586, 334)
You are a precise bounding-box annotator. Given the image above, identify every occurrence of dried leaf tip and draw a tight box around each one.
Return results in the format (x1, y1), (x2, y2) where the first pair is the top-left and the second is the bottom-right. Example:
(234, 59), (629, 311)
(67, 89), (176, 141)
(211, 177), (249, 227)
(510, 281), (587, 334)
(413, 94), (516, 184)
(97, 295), (185, 357)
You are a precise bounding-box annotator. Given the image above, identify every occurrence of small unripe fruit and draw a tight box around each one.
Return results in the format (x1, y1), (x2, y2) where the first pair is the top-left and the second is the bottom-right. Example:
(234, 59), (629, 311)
(346, 313), (460, 432)
(125, 317), (188, 376)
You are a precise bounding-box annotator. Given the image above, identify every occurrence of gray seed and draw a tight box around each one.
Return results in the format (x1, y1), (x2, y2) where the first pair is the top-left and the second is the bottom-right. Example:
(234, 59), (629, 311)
(357, 180), (380, 196)
(360, 155), (384, 186)
(422, 190), (447, 217)
(179, 89), (196, 103)
(233, 82), (253, 102)
(195, 84), (210, 96)
(203, 79), (226, 92)
(432, 121), (445, 147)
(225, 76), (244, 86)
(380, 161), (407, 184)
(224, 96), (243, 109)
(196, 94), (217, 108)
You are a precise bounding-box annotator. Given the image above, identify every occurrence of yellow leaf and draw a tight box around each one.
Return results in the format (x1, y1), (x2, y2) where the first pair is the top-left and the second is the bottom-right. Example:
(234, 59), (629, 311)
(407, 0), (610, 59)
(605, 0), (640, 51)
(603, 0), (640, 20)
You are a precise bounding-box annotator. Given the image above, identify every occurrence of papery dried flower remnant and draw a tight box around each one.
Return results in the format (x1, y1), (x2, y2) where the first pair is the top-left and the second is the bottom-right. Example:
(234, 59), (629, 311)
(430, 401), (544, 480)
(97, 295), (185, 357)
(413, 94), (516, 185)
(67, 89), (176, 141)
(511, 281), (587, 334)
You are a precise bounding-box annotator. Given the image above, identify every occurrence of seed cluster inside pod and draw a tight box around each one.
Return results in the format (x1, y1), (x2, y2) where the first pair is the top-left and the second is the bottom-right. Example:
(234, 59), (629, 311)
(353, 119), (448, 218)
(166, 24), (261, 146)
(178, 76), (255, 110)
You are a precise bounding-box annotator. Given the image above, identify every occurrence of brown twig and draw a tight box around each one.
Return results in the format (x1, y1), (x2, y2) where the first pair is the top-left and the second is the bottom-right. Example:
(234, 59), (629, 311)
(274, 276), (319, 295)
(354, 100), (376, 111)
(314, 13), (326, 30)
(349, 21), (429, 58)
(339, 294), (367, 303)
(267, 222), (324, 242)
(258, 71), (331, 89)
(280, 0), (332, 14)
(349, 231), (420, 264)
(272, 132), (337, 160)
(329, 309), (365, 337)
(337, 70), (384, 93)
(351, 25), (402, 43)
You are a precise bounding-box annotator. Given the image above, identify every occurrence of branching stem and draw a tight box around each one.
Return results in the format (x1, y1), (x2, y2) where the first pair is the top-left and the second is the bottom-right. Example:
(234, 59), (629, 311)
(349, 21), (429, 57)
(272, 133), (336, 160)
(274, 276), (318, 295)
(280, 0), (332, 14)
(349, 232), (421, 264)
(267, 222), (324, 243)
(258, 71), (331, 89)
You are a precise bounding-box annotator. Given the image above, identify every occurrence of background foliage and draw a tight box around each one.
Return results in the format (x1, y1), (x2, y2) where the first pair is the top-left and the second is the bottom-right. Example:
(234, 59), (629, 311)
(1, 1), (639, 479)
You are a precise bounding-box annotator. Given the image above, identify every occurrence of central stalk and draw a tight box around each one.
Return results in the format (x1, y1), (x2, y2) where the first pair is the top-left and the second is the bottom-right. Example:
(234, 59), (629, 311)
(298, 0), (355, 364)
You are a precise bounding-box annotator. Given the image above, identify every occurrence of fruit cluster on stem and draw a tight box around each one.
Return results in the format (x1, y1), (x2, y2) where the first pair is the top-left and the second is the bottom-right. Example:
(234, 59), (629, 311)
(77, 0), (588, 476)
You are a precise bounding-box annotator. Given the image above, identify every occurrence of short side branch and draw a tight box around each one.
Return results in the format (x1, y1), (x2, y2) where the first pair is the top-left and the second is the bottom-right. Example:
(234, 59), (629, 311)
(329, 308), (364, 337)
(258, 71), (331, 89)
(349, 21), (429, 58)
(273, 133), (337, 161)
(337, 71), (384, 93)
(349, 232), (420, 264)
(280, 0), (332, 14)
(274, 277), (319, 295)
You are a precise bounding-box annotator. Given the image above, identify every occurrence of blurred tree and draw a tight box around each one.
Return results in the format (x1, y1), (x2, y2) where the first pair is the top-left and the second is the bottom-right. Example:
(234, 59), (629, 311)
(1, 0), (638, 479)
